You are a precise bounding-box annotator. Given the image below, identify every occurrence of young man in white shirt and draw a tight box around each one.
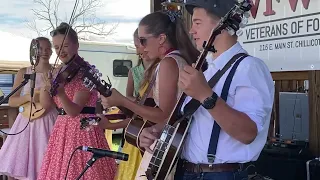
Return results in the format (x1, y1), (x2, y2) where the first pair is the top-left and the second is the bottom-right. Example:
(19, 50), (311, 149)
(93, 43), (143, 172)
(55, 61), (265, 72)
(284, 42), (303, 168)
(139, 0), (275, 179)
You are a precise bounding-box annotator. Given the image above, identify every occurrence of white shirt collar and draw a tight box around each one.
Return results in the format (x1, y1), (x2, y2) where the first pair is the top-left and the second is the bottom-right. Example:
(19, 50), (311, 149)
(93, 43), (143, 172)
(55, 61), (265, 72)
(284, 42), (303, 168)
(206, 42), (246, 70)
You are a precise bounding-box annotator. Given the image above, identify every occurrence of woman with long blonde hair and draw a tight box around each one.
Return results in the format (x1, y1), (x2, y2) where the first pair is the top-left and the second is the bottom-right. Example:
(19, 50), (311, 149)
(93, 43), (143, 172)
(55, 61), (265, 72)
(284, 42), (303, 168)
(0, 37), (57, 180)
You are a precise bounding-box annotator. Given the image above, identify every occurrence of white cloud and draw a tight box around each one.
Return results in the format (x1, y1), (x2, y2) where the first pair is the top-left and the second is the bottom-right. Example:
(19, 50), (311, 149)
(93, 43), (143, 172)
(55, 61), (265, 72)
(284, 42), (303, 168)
(0, 0), (150, 43)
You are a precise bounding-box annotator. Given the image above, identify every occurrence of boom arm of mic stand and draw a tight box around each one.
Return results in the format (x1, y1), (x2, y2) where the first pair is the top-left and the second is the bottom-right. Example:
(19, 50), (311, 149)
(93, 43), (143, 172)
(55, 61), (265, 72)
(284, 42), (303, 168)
(0, 74), (32, 105)
(75, 154), (99, 180)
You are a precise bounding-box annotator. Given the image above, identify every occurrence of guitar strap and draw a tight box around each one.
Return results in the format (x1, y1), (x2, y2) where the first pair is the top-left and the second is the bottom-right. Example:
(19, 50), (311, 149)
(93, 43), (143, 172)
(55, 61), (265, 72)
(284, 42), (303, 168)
(181, 53), (248, 163)
(206, 53), (248, 163)
(136, 67), (158, 105)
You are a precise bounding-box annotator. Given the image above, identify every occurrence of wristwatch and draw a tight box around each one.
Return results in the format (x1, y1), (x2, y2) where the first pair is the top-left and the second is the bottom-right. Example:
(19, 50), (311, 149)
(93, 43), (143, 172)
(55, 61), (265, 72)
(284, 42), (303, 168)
(201, 92), (218, 109)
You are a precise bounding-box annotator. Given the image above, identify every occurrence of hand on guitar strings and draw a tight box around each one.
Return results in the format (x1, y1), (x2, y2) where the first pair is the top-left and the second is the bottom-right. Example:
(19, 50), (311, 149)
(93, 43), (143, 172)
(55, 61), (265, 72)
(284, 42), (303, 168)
(100, 88), (124, 108)
(139, 125), (162, 153)
(178, 64), (213, 103)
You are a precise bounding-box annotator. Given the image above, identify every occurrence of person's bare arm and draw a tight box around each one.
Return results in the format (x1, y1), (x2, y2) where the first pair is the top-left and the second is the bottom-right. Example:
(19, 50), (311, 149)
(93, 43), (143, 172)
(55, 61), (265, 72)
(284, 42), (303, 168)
(126, 69), (135, 101)
(57, 89), (90, 117)
(121, 57), (179, 124)
(105, 120), (130, 130)
(8, 68), (30, 107)
(97, 115), (130, 130)
(39, 87), (55, 109)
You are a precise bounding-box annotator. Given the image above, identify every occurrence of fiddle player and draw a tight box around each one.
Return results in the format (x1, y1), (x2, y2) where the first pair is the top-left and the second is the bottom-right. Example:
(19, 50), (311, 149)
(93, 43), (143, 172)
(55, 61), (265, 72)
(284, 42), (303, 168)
(138, 0), (275, 179)
(37, 22), (116, 180)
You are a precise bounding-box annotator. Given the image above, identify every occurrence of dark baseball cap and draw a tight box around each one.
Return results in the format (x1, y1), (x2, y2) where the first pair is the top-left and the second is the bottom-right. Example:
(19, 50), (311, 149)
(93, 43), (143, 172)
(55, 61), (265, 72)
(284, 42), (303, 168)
(185, 0), (237, 18)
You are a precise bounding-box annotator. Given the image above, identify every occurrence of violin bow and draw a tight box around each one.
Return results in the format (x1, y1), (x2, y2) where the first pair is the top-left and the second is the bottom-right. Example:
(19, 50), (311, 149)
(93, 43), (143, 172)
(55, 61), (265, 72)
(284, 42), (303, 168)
(49, 0), (80, 79)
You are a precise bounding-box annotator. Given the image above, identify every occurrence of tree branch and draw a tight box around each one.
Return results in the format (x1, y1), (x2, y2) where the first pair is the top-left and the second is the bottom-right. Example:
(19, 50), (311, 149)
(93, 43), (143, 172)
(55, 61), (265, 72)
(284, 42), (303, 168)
(27, 0), (118, 40)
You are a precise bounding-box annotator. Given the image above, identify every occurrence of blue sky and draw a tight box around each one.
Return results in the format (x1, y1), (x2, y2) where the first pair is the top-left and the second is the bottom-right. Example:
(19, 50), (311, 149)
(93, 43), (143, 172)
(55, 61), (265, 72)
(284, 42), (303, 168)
(0, 0), (150, 43)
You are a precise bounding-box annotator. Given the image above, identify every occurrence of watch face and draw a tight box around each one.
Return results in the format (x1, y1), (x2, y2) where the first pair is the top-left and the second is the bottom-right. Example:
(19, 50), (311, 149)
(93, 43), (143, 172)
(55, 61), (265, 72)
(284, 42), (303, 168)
(203, 93), (217, 109)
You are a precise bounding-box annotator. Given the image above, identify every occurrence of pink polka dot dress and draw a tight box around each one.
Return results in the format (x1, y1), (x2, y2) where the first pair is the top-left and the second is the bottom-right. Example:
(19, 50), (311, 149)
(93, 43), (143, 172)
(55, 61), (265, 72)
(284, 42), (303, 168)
(37, 72), (117, 180)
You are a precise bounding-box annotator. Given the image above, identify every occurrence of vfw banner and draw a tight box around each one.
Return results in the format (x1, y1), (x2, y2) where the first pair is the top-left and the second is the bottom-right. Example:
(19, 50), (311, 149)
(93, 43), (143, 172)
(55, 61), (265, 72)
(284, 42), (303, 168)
(238, 0), (320, 72)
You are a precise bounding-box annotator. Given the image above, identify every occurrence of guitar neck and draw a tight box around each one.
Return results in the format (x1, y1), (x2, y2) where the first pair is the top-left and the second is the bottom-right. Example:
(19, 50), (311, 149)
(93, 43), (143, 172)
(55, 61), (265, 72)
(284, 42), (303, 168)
(166, 18), (225, 126)
(166, 93), (188, 125)
(118, 106), (134, 117)
(103, 113), (127, 120)
(97, 88), (132, 116)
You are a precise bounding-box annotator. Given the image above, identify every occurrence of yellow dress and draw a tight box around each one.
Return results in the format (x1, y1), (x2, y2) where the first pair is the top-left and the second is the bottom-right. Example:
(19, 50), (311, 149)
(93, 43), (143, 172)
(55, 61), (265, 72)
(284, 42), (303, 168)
(103, 108), (142, 179)
(104, 108), (118, 151)
(104, 63), (145, 150)
(115, 82), (149, 180)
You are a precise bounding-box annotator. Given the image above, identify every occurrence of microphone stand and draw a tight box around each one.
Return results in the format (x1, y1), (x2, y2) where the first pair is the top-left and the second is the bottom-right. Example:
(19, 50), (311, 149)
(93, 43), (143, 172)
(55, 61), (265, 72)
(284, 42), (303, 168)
(0, 38), (38, 106)
(0, 73), (35, 105)
(30, 65), (36, 99)
(29, 38), (38, 100)
(0, 38), (38, 136)
(75, 154), (101, 180)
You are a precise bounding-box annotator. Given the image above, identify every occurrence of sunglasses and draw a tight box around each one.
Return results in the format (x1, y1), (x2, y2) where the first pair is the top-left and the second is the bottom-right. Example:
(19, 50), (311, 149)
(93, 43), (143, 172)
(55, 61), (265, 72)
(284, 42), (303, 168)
(139, 36), (153, 46)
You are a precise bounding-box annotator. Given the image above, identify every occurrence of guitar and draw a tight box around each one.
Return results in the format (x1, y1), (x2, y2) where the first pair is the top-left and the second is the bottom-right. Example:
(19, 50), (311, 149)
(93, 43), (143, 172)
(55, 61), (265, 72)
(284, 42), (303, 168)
(124, 73), (158, 152)
(19, 90), (46, 121)
(82, 66), (135, 116)
(140, 1), (252, 179)
(124, 97), (157, 153)
(81, 65), (157, 153)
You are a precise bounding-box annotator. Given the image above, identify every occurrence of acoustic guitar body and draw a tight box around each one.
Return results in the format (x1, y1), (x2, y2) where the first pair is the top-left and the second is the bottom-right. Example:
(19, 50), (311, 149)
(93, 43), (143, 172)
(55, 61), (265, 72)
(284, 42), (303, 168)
(19, 102), (46, 121)
(125, 98), (157, 153)
(19, 91), (46, 121)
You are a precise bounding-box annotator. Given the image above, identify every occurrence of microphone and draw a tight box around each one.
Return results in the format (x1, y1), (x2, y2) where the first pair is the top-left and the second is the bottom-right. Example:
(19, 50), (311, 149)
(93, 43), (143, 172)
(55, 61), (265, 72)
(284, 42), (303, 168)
(29, 39), (40, 98)
(81, 146), (129, 161)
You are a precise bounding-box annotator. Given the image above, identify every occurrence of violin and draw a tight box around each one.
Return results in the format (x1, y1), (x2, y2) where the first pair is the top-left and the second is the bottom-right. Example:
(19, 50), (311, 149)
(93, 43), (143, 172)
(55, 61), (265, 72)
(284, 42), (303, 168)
(49, 54), (88, 97)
